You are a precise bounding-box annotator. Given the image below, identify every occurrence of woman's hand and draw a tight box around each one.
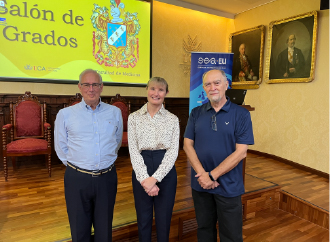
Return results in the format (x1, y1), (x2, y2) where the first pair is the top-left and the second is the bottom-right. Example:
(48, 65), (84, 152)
(141, 177), (158, 193)
(147, 185), (159, 196)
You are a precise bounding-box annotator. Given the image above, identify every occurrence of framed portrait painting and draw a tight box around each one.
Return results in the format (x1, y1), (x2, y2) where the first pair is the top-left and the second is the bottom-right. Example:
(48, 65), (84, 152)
(229, 25), (265, 89)
(265, 11), (318, 83)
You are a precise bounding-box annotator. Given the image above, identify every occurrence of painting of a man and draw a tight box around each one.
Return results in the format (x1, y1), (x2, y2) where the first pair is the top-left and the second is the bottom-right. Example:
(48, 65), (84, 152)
(276, 34), (305, 78)
(267, 12), (317, 83)
(233, 43), (255, 82)
(229, 25), (264, 88)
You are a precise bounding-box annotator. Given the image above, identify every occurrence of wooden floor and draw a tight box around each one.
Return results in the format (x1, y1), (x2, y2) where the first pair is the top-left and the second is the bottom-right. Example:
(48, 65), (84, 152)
(0, 150), (328, 242)
(246, 153), (329, 211)
(109, 208), (330, 242)
(243, 208), (329, 242)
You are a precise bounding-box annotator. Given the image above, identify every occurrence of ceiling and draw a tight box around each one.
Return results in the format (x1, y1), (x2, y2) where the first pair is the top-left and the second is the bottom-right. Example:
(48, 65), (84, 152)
(156, 0), (277, 19)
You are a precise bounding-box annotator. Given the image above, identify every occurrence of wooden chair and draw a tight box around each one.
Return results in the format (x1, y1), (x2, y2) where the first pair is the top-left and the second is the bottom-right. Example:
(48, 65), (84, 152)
(110, 94), (130, 147)
(2, 91), (52, 181)
(64, 93), (82, 107)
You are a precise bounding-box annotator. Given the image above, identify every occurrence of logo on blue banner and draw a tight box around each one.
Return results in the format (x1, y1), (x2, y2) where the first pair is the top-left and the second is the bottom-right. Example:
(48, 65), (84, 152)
(107, 23), (127, 48)
(189, 52), (234, 113)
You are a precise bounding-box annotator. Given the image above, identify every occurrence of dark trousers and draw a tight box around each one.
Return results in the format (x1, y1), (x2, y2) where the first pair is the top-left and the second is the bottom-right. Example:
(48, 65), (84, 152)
(132, 150), (177, 242)
(64, 164), (117, 242)
(192, 189), (243, 242)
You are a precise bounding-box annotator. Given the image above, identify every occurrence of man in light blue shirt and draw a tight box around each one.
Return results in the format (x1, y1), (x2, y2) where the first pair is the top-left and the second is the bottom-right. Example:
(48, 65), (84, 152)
(55, 69), (123, 242)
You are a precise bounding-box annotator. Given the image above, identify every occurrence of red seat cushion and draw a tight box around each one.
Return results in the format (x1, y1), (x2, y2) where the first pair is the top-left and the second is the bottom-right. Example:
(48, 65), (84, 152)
(7, 138), (48, 153)
(122, 132), (128, 146)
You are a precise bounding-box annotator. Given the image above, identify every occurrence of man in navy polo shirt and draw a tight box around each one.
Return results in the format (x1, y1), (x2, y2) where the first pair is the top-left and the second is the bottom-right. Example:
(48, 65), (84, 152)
(183, 69), (254, 242)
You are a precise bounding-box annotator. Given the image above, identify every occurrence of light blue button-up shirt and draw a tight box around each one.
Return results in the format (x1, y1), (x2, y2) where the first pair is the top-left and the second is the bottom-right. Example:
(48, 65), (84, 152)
(54, 98), (123, 170)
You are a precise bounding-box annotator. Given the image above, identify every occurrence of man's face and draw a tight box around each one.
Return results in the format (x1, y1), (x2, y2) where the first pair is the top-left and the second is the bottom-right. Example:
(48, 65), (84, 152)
(203, 70), (228, 104)
(239, 44), (245, 55)
(78, 71), (103, 107)
(288, 35), (296, 48)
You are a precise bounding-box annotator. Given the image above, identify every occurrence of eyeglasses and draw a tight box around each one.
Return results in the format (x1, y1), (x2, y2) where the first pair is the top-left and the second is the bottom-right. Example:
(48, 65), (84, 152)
(211, 115), (217, 131)
(80, 83), (102, 90)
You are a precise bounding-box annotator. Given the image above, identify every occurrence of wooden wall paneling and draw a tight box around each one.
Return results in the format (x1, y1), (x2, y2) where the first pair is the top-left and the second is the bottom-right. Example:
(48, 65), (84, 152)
(162, 98), (190, 148)
(177, 208), (197, 241)
(0, 94), (190, 169)
(243, 187), (281, 220)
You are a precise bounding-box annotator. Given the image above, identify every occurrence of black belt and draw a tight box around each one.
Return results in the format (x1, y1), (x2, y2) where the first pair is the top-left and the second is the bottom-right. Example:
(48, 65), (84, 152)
(67, 162), (114, 177)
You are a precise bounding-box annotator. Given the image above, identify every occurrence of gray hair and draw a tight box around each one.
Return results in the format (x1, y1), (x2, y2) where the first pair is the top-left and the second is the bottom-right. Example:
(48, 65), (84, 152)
(202, 69), (227, 83)
(286, 34), (296, 43)
(146, 77), (169, 93)
(79, 69), (103, 84)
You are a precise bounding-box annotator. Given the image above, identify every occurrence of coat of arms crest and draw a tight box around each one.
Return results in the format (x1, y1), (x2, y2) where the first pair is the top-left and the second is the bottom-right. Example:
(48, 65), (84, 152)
(91, 0), (141, 68)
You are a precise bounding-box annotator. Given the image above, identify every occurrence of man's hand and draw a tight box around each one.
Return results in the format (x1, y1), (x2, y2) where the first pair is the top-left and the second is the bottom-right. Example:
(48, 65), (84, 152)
(239, 71), (245, 77)
(284, 72), (289, 77)
(141, 177), (158, 193)
(195, 172), (220, 189)
(289, 67), (296, 73)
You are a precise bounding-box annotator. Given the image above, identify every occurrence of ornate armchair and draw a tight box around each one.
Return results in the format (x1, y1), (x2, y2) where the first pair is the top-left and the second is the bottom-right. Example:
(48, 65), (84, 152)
(2, 91), (52, 181)
(110, 94), (130, 147)
(64, 93), (82, 107)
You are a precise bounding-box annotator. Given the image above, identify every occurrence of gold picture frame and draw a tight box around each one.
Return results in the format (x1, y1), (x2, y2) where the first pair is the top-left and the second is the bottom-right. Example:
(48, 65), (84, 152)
(265, 11), (318, 84)
(229, 25), (265, 89)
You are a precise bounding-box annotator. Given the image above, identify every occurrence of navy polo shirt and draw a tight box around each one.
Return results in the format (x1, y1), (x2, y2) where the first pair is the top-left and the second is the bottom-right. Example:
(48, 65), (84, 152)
(184, 98), (254, 197)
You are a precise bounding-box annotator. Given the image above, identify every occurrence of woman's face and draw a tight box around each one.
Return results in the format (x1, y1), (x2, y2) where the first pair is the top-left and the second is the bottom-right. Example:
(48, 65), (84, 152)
(147, 81), (168, 106)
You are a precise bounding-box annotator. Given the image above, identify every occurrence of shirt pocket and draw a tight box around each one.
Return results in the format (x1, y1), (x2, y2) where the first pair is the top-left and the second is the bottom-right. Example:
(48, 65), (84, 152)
(101, 119), (118, 136)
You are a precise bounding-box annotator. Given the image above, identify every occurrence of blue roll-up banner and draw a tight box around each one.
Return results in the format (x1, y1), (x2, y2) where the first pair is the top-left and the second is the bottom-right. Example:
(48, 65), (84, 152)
(189, 52), (234, 113)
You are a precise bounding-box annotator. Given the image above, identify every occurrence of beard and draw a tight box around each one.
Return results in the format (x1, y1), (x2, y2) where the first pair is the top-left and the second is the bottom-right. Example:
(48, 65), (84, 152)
(208, 94), (222, 103)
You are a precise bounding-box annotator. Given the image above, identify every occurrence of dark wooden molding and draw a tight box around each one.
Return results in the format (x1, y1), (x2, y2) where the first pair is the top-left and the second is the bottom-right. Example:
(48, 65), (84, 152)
(248, 149), (329, 179)
(241, 105), (255, 111)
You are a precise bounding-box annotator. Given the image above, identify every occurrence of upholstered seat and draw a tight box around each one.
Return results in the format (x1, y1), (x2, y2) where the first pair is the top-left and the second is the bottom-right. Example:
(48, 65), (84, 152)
(2, 91), (52, 181)
(110, 94), (130, 147)
(7, 139), (49, 153)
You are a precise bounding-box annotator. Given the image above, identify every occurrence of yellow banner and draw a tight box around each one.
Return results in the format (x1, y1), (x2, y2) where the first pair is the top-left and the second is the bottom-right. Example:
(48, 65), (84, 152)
(0, 0), (151, 84)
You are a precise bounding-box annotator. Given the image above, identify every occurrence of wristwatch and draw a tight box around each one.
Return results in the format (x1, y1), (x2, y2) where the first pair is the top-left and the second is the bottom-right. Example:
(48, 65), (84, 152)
(209, 171), (215, 181)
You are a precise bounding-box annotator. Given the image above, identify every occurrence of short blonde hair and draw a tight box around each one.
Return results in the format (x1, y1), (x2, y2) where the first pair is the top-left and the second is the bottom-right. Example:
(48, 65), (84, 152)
(146, 77), (169, 93)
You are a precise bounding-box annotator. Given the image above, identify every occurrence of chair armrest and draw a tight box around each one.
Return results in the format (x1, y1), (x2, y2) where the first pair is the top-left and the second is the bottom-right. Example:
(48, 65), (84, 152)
(44, 123), (51, 129)
(2, 124), (13, 131)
